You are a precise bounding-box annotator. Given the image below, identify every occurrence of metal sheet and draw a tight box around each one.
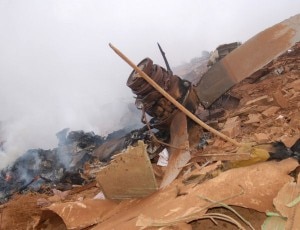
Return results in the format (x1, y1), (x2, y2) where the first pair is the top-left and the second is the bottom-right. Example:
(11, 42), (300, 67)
(36, 199), (118, 229)
(96, 141), (158, 199)
(196, 14), (300, 108)
(160, 112), (190, 188)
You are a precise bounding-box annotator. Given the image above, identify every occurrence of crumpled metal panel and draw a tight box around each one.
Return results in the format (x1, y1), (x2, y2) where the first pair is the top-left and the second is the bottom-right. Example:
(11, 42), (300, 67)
(196, 14), (300, 108)
(160, 112), (190, 188)
(96, 141), (158, 199)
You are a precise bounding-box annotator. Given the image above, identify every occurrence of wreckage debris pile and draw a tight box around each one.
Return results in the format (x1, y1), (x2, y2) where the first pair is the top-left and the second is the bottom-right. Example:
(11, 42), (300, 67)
(0, 42), (300, 229)
(0, 126), (166, 203)
(0, 130), (106, 203)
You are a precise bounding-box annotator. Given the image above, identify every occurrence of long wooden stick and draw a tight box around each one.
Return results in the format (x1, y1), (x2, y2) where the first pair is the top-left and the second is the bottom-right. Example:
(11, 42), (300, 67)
(109, 43), (242, 147)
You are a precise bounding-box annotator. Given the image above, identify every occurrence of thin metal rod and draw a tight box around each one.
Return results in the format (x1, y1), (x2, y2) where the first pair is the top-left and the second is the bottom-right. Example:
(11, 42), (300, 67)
(157, 42), (172, 74)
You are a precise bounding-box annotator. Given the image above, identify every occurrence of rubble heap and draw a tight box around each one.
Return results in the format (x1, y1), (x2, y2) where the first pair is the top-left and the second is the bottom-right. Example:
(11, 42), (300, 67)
(0, 130), (104, 203)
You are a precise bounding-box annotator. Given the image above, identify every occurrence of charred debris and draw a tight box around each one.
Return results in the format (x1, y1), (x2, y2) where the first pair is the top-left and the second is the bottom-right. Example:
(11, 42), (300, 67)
(1, 41), (300, 204)
(0, 126), (166, 203)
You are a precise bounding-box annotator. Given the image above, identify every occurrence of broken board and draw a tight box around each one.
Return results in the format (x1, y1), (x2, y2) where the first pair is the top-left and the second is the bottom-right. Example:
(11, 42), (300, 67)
(196, 14), (300, 108)
(96, 141), (158, 199)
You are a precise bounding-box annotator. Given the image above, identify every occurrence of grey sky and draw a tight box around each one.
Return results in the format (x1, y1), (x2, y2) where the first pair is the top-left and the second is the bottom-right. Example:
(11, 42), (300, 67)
(0, 0), (299, 166)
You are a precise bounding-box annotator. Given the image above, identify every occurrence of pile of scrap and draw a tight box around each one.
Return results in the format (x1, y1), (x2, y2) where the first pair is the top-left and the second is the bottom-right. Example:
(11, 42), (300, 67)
(0, 126), (160, 203)
(1, 14), (300, 230)
(0, 130), (104, 203)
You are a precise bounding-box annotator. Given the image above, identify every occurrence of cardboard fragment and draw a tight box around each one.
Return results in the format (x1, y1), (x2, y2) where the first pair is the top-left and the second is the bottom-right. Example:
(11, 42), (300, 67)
(273, 90), (288, 108)
(268, 127), (283, 140)
(232, 105), (256, 116)
(182, 161), (221, 184)
(254, 105), (269, 112)
(47, 189), (70, 203)
(36, 198), (51, 208)
(96, 141), (158, 199)
(244, 113), (262, 124)
(289, 112), (300, 129)
(221, 116), (241, 138)
(280, 135), (300, 148)
(273, 176), (300, 230)
(245, 95), (270, 106)
(287, 79), (300, 91)
(262, 106), (280, 117)
(254, 133), (270, 144)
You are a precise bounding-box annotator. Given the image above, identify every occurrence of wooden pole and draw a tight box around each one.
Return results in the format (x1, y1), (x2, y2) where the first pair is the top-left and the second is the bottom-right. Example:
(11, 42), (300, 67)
(109, 43), (242, 147)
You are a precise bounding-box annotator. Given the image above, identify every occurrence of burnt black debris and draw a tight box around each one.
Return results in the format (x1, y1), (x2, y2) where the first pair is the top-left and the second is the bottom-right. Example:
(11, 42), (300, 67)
(94, 126), (167, 162)
(0, 130), (105, 203)
(291, 139), (300, 153)
(0, 126), (167, 203)
(267, 139), (300, 161)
